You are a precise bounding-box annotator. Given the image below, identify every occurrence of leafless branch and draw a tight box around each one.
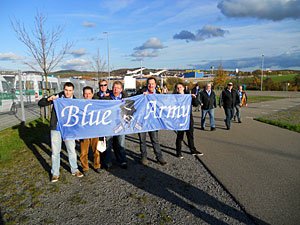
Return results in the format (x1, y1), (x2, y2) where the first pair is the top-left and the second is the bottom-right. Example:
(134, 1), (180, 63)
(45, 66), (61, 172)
(10, 11), (73, 89)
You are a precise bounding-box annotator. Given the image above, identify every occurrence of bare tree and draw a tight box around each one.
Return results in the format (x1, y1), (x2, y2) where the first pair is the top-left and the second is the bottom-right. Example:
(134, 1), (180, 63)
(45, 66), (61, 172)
(90, 48), (106, 81)
(11, 11), (72, 92)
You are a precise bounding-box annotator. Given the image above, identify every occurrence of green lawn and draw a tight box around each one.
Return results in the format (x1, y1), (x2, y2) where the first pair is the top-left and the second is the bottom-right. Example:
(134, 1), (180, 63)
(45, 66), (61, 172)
(246, 96), (285, 103)
(0, 118), (49, 165)
(254, 118), (300, 132)
(235, 74), (298, 84)
(254, 105), (300, 133)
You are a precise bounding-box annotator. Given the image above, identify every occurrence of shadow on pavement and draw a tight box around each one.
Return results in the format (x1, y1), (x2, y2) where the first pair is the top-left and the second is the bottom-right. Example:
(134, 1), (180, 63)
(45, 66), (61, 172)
(109, 149), (267, 225)
(125, 135), (178, 158)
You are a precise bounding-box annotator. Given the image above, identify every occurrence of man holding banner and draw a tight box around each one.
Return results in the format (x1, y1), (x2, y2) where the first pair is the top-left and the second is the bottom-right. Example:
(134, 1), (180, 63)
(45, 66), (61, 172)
(103, 81), (128, 169)
(137, 77), (167, 166)
(38, 82), (83, 183)
(175, 82), (203, 158)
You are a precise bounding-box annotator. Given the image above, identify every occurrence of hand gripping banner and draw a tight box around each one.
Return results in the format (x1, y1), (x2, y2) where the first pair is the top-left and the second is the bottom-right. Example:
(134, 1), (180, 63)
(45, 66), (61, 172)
(53, 94), (191, 140)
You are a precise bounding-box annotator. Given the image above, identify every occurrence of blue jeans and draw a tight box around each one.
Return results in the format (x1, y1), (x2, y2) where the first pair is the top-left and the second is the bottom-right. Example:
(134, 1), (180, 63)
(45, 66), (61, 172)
(50, 130), (79, 176)
(138, 131), (163, 161)
(201, 108), (215, 128)
(224, 107), (234, 129)
(105, 135), (127, 165)
(234, 105), (241, 121)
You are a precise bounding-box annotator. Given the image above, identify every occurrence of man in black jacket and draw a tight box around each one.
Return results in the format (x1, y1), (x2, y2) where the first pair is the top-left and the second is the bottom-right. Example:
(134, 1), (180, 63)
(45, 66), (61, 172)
(137, 77), (167, 166)
(219, 82), (240, 130)
(199, 83), (217, 131)
(191, 84), (201, 112)
(38, 82), (83, 182)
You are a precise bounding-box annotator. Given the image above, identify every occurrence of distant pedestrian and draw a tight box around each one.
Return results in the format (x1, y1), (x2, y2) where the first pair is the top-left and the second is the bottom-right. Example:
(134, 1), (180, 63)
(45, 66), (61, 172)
(162, 84), (168, 94)
(137, 77), (167, 166)
(219, 82), (240, 130)
(38, 82), (83, 182)
(191, 84), (201, 111)
(184, 85), (190, 94)
(200, 83), (217, 131)
(234, 85), (248, 123)
(175, 82), (203, 158)
(79, 86), (101, 175)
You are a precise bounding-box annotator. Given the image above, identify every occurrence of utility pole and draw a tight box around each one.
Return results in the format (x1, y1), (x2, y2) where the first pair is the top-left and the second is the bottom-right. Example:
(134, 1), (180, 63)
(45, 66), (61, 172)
(103, 32), (110, 87)
(261, 54), (264, 91)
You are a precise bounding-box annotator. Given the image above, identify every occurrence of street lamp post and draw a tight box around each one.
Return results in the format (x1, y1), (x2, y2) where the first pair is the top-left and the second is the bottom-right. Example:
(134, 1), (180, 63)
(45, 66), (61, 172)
(261, 54), (264, 91)
(103, 31), (110, 87)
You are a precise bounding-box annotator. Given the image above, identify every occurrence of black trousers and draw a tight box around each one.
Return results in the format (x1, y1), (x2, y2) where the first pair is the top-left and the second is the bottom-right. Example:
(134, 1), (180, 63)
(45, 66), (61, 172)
(176, 115), (197, 154)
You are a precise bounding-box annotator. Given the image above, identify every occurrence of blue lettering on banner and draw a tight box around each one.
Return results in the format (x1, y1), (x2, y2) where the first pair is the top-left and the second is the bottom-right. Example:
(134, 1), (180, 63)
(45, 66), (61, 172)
(53, 94), (191, 140)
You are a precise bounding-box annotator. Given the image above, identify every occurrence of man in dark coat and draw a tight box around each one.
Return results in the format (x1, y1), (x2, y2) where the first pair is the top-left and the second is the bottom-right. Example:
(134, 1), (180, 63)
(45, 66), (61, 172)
(199, 83), (217, 131)
(191, 84), (201, 111)
(219, 82), (240, 130)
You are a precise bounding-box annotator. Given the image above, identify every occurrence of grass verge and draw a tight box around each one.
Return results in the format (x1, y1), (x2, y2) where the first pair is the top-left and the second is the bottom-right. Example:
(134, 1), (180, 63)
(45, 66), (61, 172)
(246, 96), (285, 103)
(254, 118), (300, 133)
(0, 118), (49, 165)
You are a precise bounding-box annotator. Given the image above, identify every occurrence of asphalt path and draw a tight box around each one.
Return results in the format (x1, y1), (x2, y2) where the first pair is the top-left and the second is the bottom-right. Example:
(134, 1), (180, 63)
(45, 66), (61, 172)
(192, 95), (300, 225)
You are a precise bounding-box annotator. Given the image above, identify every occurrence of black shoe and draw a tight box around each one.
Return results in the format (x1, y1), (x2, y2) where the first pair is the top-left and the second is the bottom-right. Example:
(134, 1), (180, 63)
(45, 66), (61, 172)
(210, 127), (216, 131)
(95, 168), (101, 173)
(238, 120), (242, 123)
(177, 153), (184, 159)
(158, 159), (167, 166)
(200, 127), (205, 130)
(226, 127), (230, 130)
(233, 117), (236, 121)
(120, 162), (128, 169)
(102, 164), (112, 170)
(192, 151), (204, 156)
(83, 170), (89, 176)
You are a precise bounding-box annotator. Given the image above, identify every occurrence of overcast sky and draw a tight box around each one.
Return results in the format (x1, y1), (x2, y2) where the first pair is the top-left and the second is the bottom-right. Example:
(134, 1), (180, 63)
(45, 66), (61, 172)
(1, 0), (300, 72)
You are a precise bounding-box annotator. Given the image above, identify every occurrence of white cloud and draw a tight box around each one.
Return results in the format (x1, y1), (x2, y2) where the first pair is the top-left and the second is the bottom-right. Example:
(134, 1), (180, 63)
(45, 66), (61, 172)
(218, 0), (300, 21)
(0, 52), (25, 61)
(68, 48), (86, 57)
(82, 21), (97, 27)
(134, 37), (164, 50)
(60, 59), (91, 71)
(131, 50), (158, 57)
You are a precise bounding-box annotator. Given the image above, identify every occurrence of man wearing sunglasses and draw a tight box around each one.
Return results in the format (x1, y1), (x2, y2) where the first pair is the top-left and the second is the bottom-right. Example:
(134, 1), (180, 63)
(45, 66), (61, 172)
(94, 79), (110, 99)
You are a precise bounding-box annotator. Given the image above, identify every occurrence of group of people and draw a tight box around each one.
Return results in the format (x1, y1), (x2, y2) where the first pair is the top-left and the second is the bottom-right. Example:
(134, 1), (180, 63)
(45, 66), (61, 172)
(186, 82), (248, 131)
(39, 77), (206, 183)
(39, 77), (247, 183)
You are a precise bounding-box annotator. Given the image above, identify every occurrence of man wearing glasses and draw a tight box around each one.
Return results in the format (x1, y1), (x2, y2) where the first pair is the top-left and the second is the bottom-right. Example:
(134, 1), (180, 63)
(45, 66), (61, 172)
(95, 79), (110, 99)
